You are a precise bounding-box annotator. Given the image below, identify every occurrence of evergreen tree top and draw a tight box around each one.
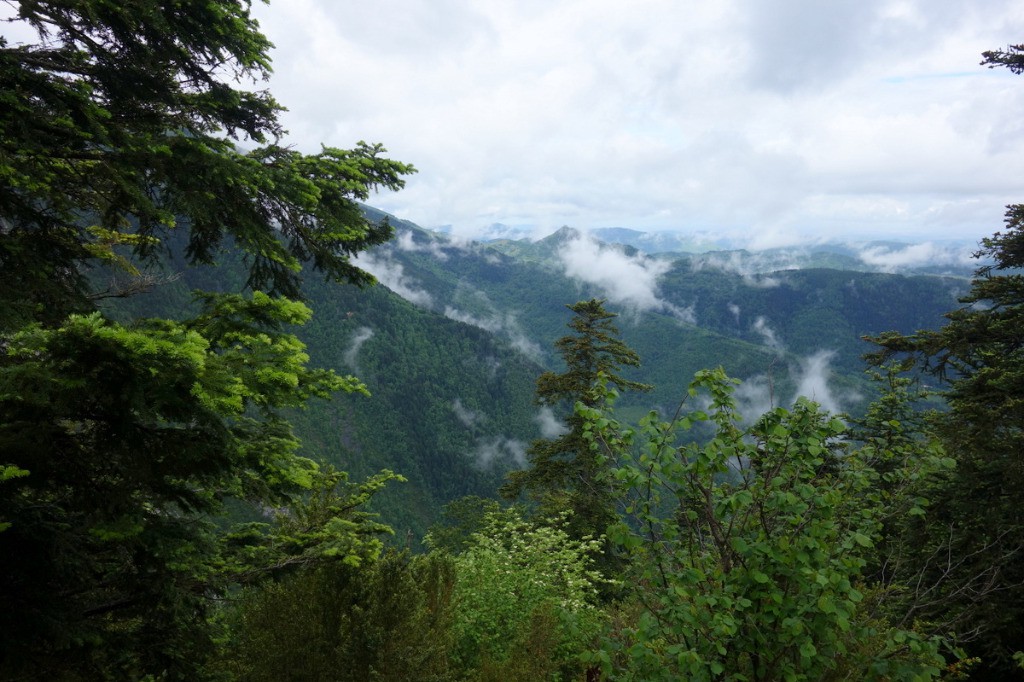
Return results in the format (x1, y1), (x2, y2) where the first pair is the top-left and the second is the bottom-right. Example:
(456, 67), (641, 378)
(0, 0), (415, 328)
(538, 298), (651, 407)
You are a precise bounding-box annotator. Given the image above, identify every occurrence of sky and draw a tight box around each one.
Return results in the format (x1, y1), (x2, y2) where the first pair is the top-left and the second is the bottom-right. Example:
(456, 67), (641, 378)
(245, 0), (1024, 247)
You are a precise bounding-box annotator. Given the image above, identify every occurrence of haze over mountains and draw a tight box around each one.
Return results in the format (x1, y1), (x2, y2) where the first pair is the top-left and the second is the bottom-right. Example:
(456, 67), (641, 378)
(314, 207), (967, 531)
(115, 206), (973, 539)
(359, 206), (972, 387)
(436, 219), (979, 276)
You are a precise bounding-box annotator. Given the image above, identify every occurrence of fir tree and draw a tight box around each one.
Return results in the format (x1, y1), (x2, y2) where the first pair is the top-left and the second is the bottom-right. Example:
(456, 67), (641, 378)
(0, 2), (412, 677)
(502, 299), (651, 553)
(869, 64), (1024, 671)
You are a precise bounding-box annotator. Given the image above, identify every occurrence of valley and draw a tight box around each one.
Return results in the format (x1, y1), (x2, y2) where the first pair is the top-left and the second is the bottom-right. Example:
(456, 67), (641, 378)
(121, 207), (972, 539)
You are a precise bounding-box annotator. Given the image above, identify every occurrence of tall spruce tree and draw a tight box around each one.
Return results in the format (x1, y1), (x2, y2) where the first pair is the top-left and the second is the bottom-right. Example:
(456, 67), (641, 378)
(502, 299), (651, 550)
(0, 0), (412, 328)
(868, 45), (1024, 678)
(0, 2), (412, 678)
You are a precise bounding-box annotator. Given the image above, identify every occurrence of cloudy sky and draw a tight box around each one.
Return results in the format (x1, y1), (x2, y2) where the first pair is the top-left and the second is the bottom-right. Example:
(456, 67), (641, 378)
(5, 1), (1021, 245)
(247, 0), (1024, 246)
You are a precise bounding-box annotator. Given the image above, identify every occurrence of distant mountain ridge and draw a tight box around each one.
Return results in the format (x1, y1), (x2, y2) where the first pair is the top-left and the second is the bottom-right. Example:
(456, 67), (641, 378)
(401, 209), (979, 278)
(358, 206), (971, 414)
(109, 207), (974, 540)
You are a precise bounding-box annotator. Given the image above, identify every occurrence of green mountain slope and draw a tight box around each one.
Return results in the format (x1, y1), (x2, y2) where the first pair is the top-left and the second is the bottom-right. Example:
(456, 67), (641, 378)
(291, 280), (541, 539)
(356, 210), (968, 416)
(656, 264), (968, 375)
(100, 237), (543, 542)
(102, 209), (969, 539)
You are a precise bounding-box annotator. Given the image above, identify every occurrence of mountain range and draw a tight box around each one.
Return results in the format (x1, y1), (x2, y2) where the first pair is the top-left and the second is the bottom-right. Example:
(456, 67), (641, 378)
(109, 207), (973, 540)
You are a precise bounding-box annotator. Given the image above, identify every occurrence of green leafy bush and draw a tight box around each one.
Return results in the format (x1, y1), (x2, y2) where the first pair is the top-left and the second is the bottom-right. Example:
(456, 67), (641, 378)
(216, 551), (456, 681)
(582, 368), (947, 681)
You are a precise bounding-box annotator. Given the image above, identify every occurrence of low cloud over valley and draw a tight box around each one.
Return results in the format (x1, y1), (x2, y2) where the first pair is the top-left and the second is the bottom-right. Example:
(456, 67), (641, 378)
(558, 232), (695, 322)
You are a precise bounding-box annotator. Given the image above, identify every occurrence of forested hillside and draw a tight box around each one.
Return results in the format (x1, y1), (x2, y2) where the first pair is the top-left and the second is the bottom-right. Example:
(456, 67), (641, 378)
(104, 242), (543, 540)
(100, 210), (969, 542)
(356, 211), (968, 415)
(99, 203), (975, 597)
(2, 2), (1023, 680)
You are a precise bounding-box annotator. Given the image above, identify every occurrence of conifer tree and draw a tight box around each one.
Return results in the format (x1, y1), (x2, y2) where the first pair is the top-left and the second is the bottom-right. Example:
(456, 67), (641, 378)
(868, 47), (1024, 674)
(870, 209), (1024, 677)
(0, 2), (412, 677)
(502, 299), (651, 549)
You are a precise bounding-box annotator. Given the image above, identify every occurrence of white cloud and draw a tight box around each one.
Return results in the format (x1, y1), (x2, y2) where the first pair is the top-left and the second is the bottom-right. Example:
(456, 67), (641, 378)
(752, 316), (784, 351)
(856, 241), (975, 272)
(451, 398), (483, 429)
(342, 326), (374, 369)
(674, 304), (698, 325)
(472, 436), (527, 469)
(395, 229), (450, 261)
(558, 232), (683, 316)
(249, 0), (1024, 245)
(443, 306), (545, 360)
(535, 406), (569, 438)
(791, 350), (852, 415)
(754, 275), (782, 288)
(735, 374), (778, 424)
(736, 350), (856, 422)
(690, 251), (795, 285)
(482, 355), (502, 377)
(352, 252), (434, 307)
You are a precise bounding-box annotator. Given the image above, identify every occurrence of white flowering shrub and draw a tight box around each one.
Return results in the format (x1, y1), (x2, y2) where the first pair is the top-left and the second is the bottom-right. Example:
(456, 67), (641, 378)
(448, 510), (607, 676)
